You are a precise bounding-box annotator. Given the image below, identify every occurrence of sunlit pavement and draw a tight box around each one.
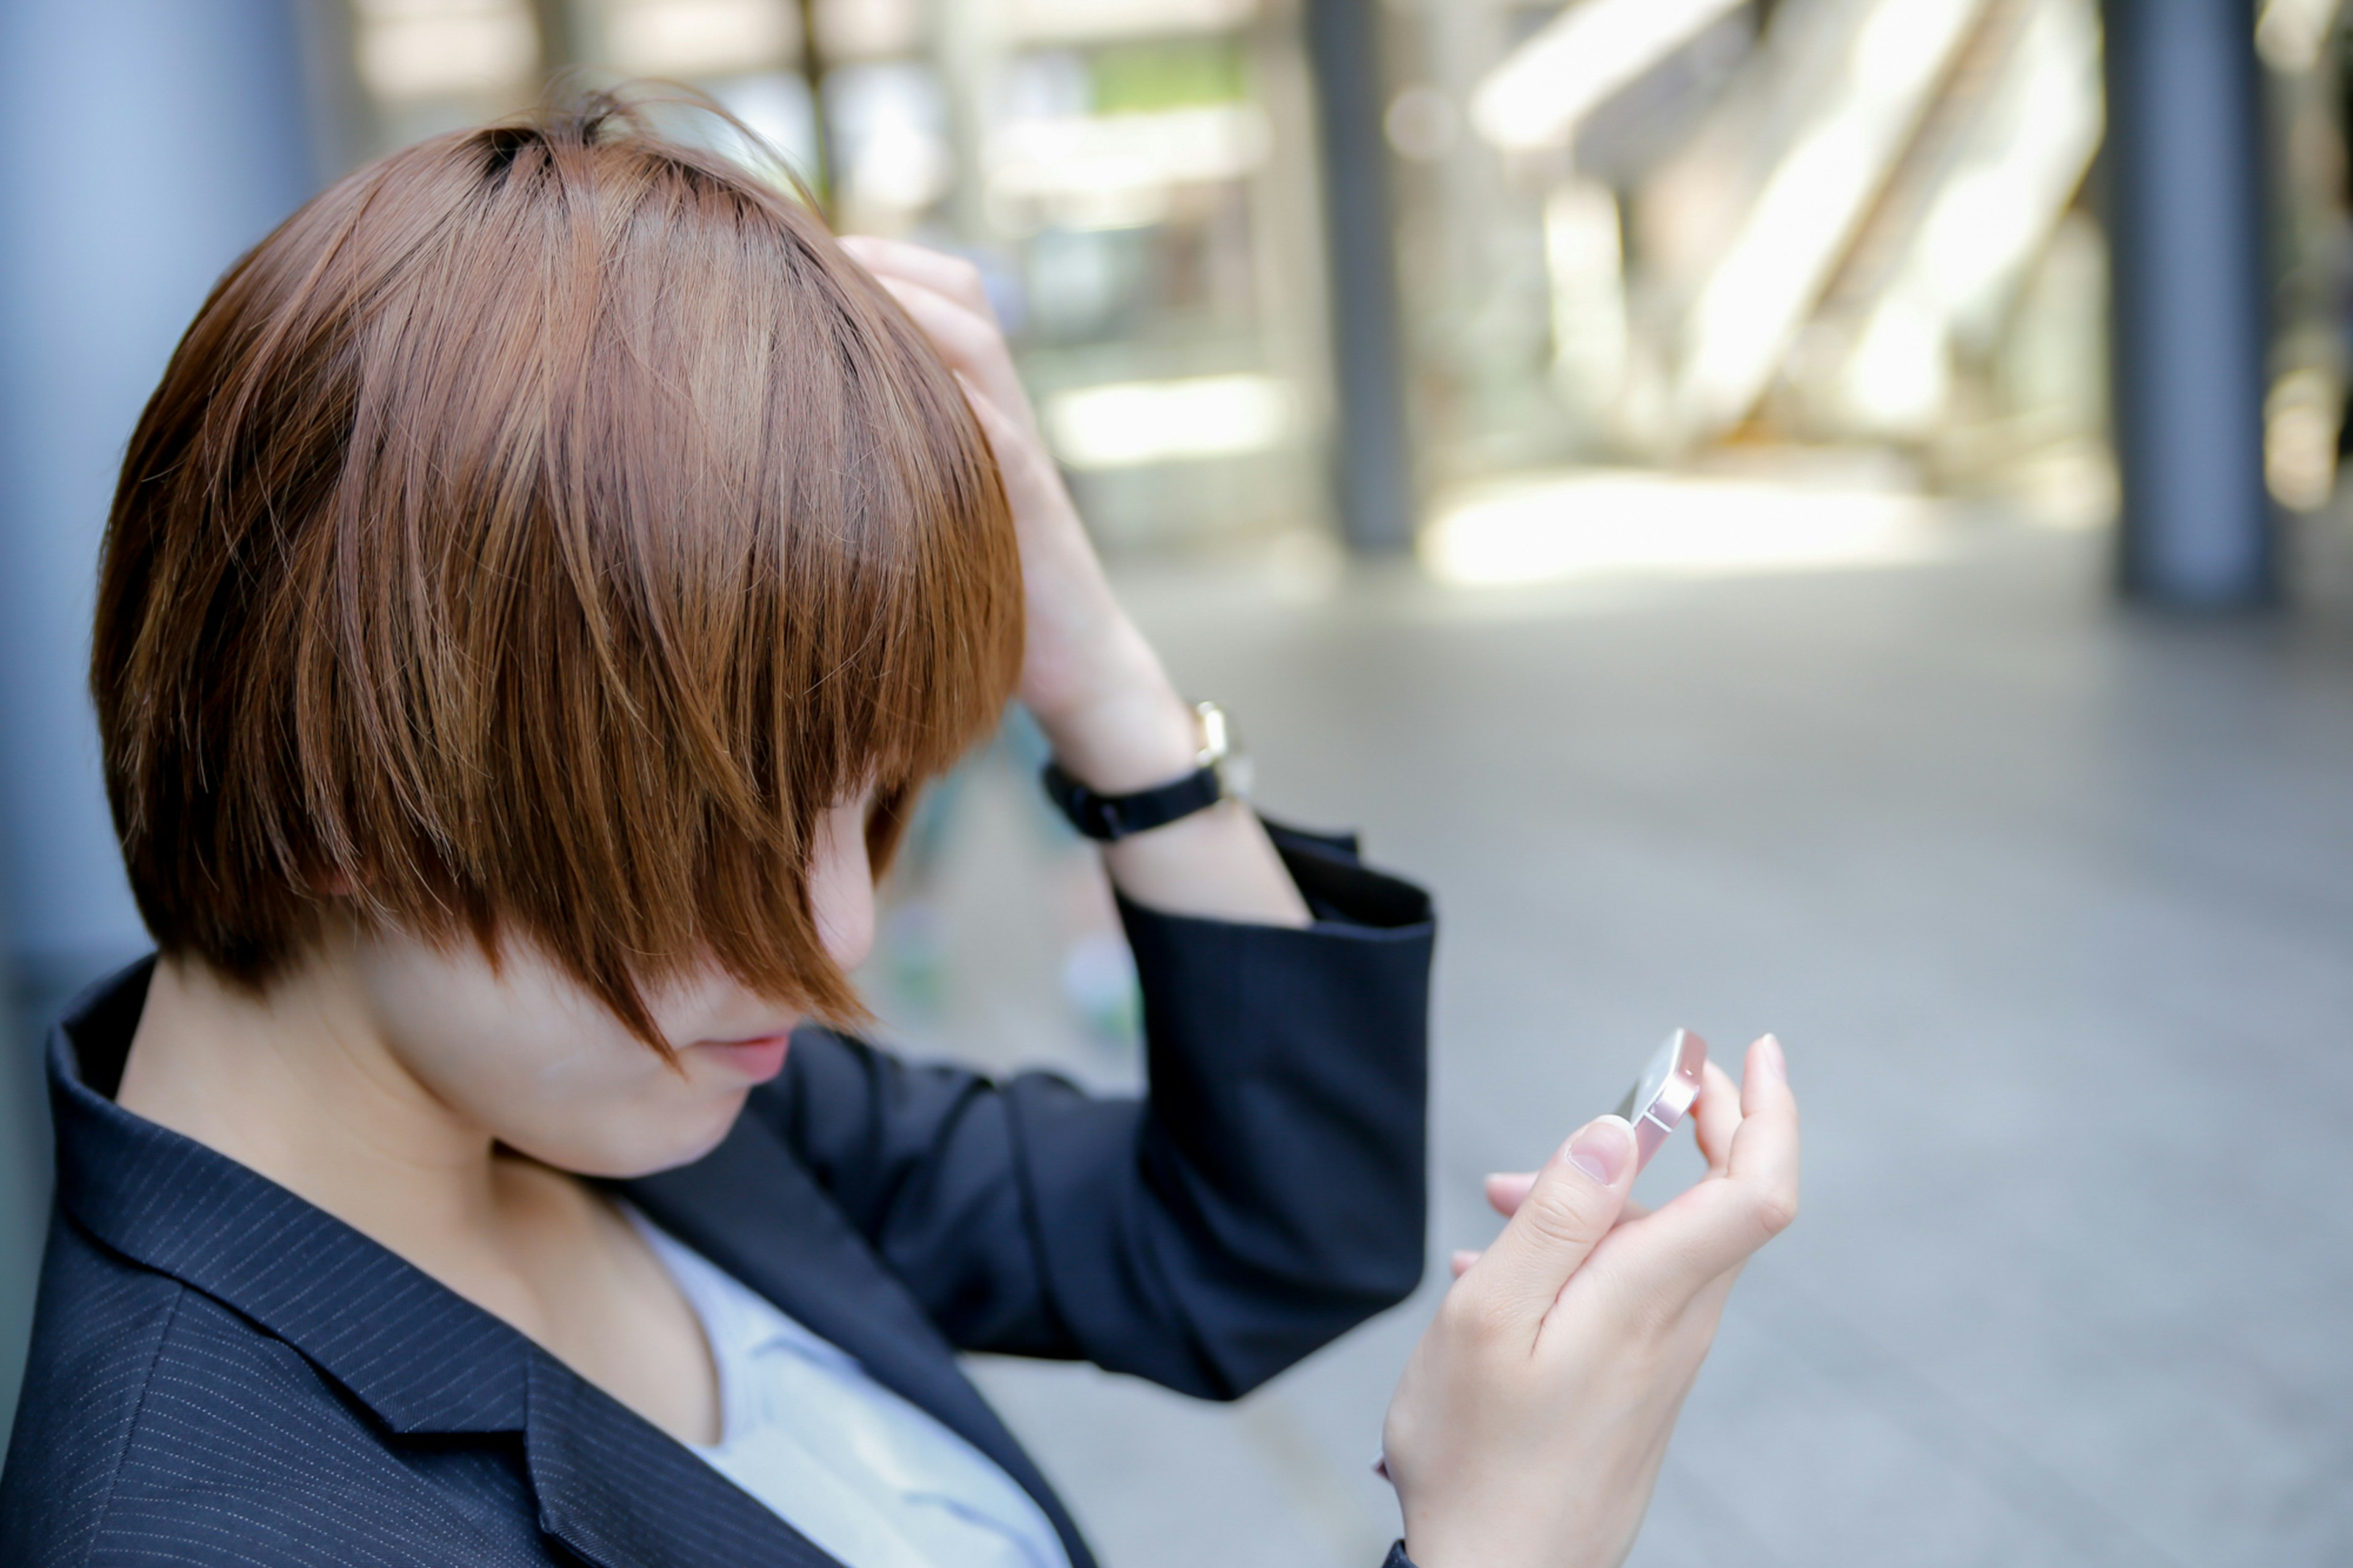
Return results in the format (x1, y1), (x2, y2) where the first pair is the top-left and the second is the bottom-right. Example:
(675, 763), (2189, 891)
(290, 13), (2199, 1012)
(874, 506), (2353, 1567)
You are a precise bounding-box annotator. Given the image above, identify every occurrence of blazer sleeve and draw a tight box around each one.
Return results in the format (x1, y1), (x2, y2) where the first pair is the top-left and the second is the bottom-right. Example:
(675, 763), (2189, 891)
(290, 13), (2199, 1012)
(749, 820), (1434, 1401)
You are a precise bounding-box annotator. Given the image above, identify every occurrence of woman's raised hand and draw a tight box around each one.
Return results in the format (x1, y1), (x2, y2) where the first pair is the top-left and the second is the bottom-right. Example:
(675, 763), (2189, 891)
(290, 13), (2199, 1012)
(838, 235), (1194, 790)
(1382, 1037), (1800, 1568)
(841, 235), (1309, 927)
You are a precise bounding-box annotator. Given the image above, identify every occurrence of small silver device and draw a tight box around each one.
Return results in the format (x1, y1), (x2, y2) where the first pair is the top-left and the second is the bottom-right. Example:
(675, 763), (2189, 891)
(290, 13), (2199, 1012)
(1612, 1029), (1708, 1172)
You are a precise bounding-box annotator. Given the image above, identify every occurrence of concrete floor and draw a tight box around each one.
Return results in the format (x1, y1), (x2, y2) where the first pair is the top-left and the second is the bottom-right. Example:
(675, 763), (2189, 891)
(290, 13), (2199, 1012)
(872, 514), (2353, 1568)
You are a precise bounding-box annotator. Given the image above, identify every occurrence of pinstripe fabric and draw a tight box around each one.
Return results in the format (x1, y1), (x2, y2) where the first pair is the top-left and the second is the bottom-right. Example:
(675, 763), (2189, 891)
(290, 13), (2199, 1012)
(56, 1277), (546, 1566)
(4, 964), (837, 1568)
(0, 825), (1434, 1567)
(2, 1217), (184, 1566)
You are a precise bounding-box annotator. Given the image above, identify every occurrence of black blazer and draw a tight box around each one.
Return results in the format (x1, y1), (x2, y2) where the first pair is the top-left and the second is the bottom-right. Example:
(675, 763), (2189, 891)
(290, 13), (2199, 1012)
(0, 825), (1433, 1568)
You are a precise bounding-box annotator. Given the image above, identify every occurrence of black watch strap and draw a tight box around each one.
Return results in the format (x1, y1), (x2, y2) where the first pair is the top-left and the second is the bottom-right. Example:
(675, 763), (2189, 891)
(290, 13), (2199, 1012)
(1042, 760), (1226, 842)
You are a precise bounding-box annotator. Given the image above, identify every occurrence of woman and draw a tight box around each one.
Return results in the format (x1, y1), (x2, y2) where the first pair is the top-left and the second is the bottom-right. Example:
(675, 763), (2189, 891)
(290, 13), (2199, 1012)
(0, 95), (1798, 1568)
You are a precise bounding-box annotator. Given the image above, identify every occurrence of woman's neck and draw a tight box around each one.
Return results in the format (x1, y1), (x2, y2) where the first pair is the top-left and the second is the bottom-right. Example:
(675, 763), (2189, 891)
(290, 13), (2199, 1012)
(118, 952), (537, 1314)
(112, 946), (723, 1444)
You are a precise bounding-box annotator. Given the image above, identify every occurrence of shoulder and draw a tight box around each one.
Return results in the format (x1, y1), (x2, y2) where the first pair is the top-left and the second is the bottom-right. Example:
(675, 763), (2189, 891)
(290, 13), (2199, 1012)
(2, 1215), (189, 1562)
(1, 1220), (545, 1567)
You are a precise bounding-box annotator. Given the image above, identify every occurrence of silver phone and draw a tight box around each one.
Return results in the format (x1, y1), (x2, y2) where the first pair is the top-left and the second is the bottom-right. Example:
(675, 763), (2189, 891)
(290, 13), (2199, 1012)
(1612, 1029), (1708, 1173)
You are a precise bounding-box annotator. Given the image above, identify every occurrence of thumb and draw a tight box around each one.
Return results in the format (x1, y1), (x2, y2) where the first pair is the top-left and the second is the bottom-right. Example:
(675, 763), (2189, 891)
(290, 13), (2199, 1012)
(1468, 1116), (1637, 1325)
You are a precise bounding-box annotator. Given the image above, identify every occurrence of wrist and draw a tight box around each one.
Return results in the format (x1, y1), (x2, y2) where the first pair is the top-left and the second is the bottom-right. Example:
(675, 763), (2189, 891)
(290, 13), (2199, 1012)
(1028, 637), (1198, 794)
(1036, 684), (1198, 794)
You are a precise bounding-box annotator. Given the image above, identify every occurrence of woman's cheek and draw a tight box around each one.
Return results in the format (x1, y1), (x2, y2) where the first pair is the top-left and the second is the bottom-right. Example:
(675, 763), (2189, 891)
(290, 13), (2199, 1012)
(811, 791), (877, 970)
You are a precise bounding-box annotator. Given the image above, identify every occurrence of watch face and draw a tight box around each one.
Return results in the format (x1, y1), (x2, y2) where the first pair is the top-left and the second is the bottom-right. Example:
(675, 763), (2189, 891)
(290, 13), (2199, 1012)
(1194, 700), (1252, 800)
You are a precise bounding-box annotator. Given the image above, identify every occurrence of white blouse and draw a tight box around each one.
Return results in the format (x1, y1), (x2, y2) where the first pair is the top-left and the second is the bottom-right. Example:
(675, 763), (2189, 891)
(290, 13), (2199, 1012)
(627, 1210), (1072, 1568)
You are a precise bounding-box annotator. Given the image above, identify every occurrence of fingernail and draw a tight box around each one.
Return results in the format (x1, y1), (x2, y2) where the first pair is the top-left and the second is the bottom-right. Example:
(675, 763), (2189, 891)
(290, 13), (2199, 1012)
(1759, 1034), (1788, 1084)
(1564, 1116), (1633, 1186)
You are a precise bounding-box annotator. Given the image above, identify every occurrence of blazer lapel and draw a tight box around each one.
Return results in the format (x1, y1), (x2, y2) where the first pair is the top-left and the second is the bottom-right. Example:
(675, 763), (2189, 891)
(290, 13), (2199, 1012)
(620, 1116), (1101, 1568)
(50, 963), (846, 1568)
(54, 960), (1077, 1568)
(524, 1353), (843, 1568)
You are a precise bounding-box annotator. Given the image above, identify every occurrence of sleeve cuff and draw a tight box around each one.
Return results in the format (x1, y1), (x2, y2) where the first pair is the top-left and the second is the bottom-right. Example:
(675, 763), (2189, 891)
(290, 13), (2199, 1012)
(1261, 817), (1432, 932)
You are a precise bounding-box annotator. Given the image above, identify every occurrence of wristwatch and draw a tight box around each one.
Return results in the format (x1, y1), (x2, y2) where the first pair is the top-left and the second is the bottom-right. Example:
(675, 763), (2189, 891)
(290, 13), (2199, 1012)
(1042, 700), (1249, 842)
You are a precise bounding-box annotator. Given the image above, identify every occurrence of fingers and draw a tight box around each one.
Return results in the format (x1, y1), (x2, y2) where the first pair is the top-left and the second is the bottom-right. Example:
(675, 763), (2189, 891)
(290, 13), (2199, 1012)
(843, 238), (1053, 456)
(1465, 1175), (1645, 1276)
(1691, 1059), (1742, 1176)
(1743, 1034), (1789, 1113)
(1462, 1116), (1636, 1327)
(838, 235), (995, 319)
(952, 369), (1019, 453)
(869, 274), (1004, 375)
(953, 372), (1060, 504)
(871, 276), (1041, 446)
(1458, 1041), (1793, 1331)
(1602, 1038), (1799, 1295)
(1475, 1170), (1645, 1273)
(1484, 1171), (1536, 1217)
(1727, 1034), (1798, 1210)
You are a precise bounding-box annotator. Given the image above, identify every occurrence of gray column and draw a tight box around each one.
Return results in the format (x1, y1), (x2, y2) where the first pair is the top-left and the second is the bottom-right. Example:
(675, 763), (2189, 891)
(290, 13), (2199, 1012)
(0, 0), (319, 1439)
(1305, 0), (1417, 553)
(2101, 0), (2274, 607)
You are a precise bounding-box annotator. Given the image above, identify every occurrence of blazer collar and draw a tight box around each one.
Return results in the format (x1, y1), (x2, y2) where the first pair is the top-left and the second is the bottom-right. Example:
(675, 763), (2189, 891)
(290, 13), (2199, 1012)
(48, 960), (836, 1568)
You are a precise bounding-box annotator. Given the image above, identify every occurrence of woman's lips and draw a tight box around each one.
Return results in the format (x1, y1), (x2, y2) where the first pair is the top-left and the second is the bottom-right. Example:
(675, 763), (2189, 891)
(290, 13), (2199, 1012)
(698, 1032), (792, 1083)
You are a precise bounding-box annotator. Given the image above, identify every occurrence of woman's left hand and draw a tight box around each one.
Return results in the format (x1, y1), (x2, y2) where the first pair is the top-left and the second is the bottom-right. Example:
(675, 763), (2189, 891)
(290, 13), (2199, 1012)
(839, 236), (1308, 928)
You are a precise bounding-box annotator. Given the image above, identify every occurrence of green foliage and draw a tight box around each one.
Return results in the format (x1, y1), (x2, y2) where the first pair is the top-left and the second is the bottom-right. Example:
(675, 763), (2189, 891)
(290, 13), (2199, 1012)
(1088, 39), (1247, 116)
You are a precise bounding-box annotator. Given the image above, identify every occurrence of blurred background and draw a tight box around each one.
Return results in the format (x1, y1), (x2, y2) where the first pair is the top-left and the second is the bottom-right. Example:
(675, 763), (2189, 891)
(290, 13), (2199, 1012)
(5, 1), (2352, 1562)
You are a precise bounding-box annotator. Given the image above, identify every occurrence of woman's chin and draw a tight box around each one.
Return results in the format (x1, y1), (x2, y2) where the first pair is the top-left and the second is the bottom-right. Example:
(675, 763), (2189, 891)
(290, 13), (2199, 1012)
(520, 1088), (753, 1181)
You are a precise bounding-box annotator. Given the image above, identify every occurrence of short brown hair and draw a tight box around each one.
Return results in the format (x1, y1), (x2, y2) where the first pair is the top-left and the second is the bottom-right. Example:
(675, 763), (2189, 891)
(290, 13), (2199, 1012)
(93, 91), (1022, 1043)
